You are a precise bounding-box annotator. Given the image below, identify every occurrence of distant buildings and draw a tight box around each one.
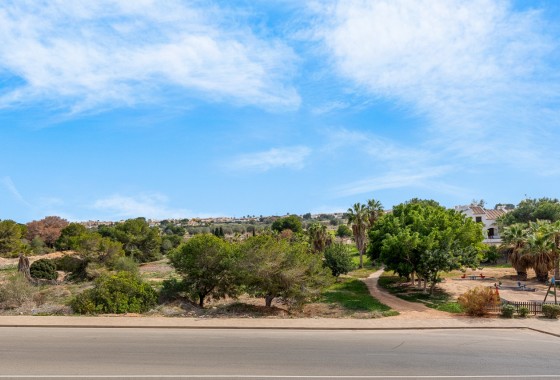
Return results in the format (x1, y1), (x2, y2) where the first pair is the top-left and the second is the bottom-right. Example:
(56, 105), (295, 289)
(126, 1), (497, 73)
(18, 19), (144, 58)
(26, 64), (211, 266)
(455, 204), (508, 245)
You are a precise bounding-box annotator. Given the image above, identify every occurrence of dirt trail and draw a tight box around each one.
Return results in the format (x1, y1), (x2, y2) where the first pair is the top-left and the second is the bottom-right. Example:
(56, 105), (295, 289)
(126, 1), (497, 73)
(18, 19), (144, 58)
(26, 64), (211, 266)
(0, 251), (77, 269)
(364, 269), (453, 319)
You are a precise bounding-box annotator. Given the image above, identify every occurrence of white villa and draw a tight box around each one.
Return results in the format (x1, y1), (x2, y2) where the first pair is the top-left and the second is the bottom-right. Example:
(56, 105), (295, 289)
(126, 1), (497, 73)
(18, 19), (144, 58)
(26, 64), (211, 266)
(455, 205), (507, 245)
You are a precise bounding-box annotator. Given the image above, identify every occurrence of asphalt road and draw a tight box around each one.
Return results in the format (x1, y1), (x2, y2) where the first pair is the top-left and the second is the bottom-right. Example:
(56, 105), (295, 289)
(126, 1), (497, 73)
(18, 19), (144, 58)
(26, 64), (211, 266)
(0, 327), (559, 379)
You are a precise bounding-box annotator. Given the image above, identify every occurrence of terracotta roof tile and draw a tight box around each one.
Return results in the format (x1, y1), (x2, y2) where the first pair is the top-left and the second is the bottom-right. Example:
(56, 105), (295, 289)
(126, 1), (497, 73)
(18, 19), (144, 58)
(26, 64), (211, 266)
(470, 206), (485, 215)
(485, 209), (506, 220)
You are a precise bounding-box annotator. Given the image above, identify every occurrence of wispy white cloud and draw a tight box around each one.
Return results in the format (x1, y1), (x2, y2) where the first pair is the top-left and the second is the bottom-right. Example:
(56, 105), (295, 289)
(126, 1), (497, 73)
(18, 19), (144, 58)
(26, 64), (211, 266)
(92, 193), (191, 219)
(1, 176), (32, 207)
(312, 0), (560, 173)
(229, 146), (311, 172)
(0, 0), (300, 113)
(334, 166), (453, 197)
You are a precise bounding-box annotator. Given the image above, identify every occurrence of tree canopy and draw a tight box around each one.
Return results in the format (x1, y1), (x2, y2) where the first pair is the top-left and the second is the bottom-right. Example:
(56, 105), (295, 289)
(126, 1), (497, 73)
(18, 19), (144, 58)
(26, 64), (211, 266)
(368, 199), (483, 294)
(271, 215), (303, 234)
(500, 198), (560, 226)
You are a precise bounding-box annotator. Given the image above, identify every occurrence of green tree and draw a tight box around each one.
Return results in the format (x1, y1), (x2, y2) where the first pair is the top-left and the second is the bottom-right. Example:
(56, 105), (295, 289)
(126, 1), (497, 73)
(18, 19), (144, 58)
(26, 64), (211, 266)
(271, 215), (303, 234)
(102, 218), (162, 263)
(168, 234), (239, 308)
(239, 235), (332, 307)
(347, 203), (369, 268)
(307, 222), (332, 254)
(55, 223), (88, 251)
(500, 198), (560, 226)
(366, 199), (384, 230)
(501, 223), (531, 280)
(323, 243), (355, 280)
(0, 220), (27, 257)
(336, 224), (352, 238)
(369, 199), (483, 294)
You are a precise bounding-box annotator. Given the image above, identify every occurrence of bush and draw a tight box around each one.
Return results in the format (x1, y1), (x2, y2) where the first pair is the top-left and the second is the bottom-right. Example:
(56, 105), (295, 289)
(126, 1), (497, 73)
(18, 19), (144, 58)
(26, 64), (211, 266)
(542, 304), (560, 319)
(159, 278), (187, 302)
(110, 256), (139, 275)
(323, 243), (355, 279)
(30, 259), (58, 280)
(501, 304), (515, 318)
(518, 306), (530, 318)
(457, 286), (498, 317)
(0, 273), (34, 308)
(71, 272), (157, 314)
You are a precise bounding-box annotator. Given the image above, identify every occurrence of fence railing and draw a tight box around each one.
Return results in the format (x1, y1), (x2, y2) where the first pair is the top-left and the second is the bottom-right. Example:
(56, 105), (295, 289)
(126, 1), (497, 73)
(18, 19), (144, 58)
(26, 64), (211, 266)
(486, 300), (559, 315)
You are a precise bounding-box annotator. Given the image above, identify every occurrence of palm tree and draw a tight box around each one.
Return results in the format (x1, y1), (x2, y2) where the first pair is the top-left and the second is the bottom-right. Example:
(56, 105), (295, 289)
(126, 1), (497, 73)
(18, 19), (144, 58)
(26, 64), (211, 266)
(549, 221), (560, 279)
(524, 231), (555, 282)
(347, 203), (369, 268)
(308, 222), (332, 254)
(366, 199), (384, 230)
(501, 224), (531, 280)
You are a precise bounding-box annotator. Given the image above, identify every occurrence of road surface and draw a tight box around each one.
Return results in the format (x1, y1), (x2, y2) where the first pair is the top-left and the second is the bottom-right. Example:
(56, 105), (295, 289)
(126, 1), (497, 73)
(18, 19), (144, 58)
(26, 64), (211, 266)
(0, 327), (559, 378)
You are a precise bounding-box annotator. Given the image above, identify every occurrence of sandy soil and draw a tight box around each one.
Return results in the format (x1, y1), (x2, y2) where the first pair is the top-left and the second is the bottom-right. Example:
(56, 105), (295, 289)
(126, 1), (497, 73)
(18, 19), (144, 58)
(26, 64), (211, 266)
(0, 251), (78, 269)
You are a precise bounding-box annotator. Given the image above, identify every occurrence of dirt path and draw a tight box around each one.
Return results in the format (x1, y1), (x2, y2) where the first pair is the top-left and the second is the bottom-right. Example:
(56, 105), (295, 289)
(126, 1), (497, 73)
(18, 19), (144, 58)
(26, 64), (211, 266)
(364, 269), (453, 319)
(0, 251), (77, 269)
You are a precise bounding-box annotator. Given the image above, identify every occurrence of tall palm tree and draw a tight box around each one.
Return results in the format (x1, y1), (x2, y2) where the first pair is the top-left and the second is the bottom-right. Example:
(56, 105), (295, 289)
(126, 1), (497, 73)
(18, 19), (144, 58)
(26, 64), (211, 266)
(366, 199), (384, 230)
(308, 222), (332, 254)
(548, 221), (560, 279)
(501, 224), (531, 280)
(347, 203), (369, 268)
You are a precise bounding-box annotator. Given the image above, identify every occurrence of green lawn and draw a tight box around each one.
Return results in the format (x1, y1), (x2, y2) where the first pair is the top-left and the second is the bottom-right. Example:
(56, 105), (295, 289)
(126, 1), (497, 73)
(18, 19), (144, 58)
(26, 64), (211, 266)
(378, 274), (463, 314)
(321, 277), (398, 316)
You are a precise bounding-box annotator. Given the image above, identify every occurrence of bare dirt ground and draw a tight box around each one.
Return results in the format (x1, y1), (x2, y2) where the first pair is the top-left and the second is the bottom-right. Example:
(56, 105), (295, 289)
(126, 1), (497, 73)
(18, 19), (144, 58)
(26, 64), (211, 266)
(364, 270), (454, 319)
(0, 251), (77, 269)
(439, 267), (552, 303)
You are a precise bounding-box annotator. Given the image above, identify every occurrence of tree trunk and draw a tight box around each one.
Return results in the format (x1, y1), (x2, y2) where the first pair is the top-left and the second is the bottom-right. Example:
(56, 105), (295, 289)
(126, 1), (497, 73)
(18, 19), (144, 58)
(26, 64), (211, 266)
(17, 254), (33, 283)
(198, 294), (205, 308)
(265, 295), (274, 307)
(429, 280), (437, 295)
(422, 279), (428, 294)
(555, 256), (559, 280)
(517, 271), (528, 281)
(410, 271), (415, 286)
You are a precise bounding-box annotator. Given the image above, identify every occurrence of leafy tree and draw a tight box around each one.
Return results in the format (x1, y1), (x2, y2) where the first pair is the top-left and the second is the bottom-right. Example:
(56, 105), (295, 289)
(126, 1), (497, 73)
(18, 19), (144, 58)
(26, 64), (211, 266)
(500, 198), (560, 226)
(271, 215), (303, 234)
(76, 232), (125, 265)
(369, 199), (483, 294)
(302, 212), (312, 220)
(501, 223), (532, 280)
(168, 234), (239, 307)
(307, 222), (332, 254)
(0, 220), (27, 257)
(347, 203), (369, 268)
(55, 223), (88, 251)
(336, 224), (352, 238)
(101, 218), (162, 263)
(26, 216), (69, 248)
(323, 243), (355, 280)
(239, 235), (332, 307)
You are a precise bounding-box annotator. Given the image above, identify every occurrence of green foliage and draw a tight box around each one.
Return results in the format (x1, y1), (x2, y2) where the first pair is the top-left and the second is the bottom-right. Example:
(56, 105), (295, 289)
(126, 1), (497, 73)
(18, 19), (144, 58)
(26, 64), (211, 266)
(76, 232), (125, 265)
(110, 256), (139, 275)
(100, 218), (162, 263)
(55, 223), (88, 251)
(0, 220), (27, 257)
(271, 215), (303, 234)
(308, 222), (332, 254)
(542, 304), (560, 319)
(159, 278), (187, 302)
(169, 234), (239, 307)
(71, 271), (157, 314)
(500, 198), (560, 226)
(323, 243), (355, 278)
(336, 224), (352, 238)
(0, 272), (34, 308)
(518, 306), (530, 318)
(369, 199), (483, 294)
(239, 234), (332, 307)
(52, 255), (86, 273)
(482, 245), (500, 264)
(457, 286), (498, 317)
(30, 259), (58, 280)
(321, 278), (394, 314)
(501, 304), (515, 318)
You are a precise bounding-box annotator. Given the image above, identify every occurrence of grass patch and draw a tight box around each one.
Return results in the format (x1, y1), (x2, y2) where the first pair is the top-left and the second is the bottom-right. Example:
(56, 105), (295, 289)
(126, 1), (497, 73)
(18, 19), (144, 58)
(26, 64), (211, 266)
(322, 278), (397, 316)
(378, 273), (463, 314)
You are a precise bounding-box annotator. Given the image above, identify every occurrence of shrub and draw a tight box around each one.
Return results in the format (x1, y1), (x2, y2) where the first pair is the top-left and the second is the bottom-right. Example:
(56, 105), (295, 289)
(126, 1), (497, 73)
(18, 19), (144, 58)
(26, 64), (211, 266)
(159, 278), (187, 302)
(323, 243), (355, 279)
(71, 272), (157, 314)
(457, 286), (498, 317)
(542, 304), (560, 319)
(518, 306), (530, 318)
(0, 273), (34, 308)
(110, 256), (139, 275)
(501, 304), (515, 318)
(30, 259), (58, 280)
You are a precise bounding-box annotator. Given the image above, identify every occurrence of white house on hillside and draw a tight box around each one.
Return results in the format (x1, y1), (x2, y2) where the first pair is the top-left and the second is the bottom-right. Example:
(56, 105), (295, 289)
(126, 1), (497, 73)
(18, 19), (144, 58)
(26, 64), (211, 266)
(455, 205), (507, 245)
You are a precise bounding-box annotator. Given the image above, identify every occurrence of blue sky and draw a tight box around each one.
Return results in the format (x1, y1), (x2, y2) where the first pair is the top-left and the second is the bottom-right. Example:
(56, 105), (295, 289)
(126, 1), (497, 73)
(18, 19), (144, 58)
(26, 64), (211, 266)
(1, 0), (560, 222)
